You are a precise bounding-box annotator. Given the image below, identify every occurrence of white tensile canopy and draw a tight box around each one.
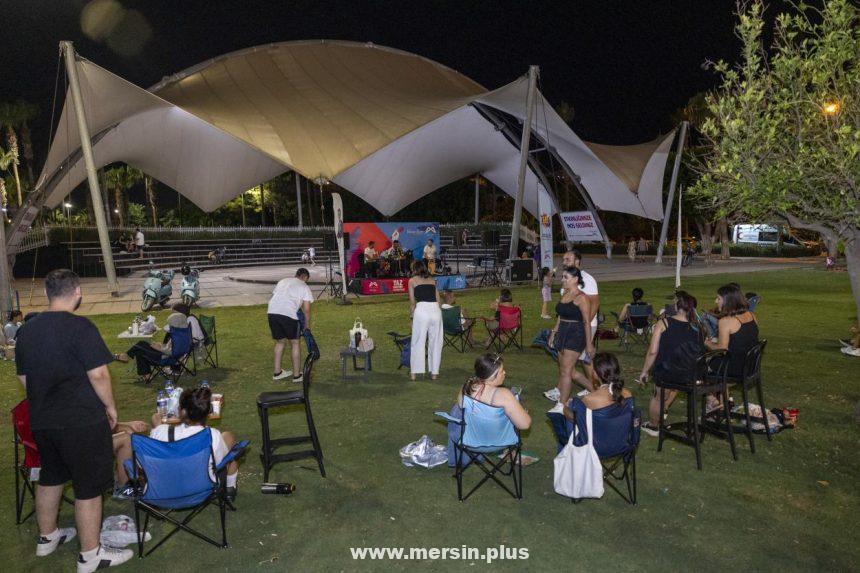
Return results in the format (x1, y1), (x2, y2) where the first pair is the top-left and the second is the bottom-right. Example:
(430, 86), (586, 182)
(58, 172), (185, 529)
(34, 40), (675, 224)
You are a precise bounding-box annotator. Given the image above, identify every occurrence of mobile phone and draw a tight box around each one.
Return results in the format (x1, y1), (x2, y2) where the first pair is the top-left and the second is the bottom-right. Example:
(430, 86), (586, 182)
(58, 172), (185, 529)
(579, 351), (592, 364)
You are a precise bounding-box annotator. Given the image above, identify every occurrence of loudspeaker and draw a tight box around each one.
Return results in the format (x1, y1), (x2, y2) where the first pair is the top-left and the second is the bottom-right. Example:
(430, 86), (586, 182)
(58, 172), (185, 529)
(482, 229), (499, 248)
(347, 278), (363, 294)
(509, 259), (534, 283)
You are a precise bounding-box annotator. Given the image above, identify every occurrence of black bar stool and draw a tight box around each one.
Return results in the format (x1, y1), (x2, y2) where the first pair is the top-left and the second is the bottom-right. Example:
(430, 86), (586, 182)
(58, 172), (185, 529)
(257, 347), (325, 481)
(726, 340), (770, 452)
(656, 349), (737, 470)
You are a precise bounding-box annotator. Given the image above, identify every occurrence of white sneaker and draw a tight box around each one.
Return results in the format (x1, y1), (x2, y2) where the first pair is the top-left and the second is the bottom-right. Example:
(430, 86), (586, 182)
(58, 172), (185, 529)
(641, 422), (660, 437)
(77, 545), (133, 573)
(547, 402), (565, 414)
(273, 370), (292, 380)
(36, 527), (77, 557)
(292, 374), (303, 384)
(543, 387), (560, 402)
(541, 314), (552, 320)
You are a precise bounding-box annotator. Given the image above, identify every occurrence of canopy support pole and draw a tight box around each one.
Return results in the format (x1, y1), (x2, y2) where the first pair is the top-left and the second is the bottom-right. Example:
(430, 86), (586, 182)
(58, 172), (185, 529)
(474, 176), (480, 224)
(61, 41), (119, 295)
(508, 65), (539, 262)
(295, 172), (303, 230)
(656, 121), (688, 264)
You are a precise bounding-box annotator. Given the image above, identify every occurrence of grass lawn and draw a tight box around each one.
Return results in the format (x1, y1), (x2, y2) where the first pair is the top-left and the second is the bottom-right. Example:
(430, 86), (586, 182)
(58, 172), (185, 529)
(2, 268), (859, 572)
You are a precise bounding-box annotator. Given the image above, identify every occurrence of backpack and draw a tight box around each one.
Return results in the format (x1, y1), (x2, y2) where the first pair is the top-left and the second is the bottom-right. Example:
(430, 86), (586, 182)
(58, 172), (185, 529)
(399, 338), (411, 369)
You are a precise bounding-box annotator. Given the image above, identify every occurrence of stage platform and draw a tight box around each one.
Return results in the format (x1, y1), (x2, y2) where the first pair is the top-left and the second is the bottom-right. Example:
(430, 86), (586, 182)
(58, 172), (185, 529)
(349, 274), (466, 295)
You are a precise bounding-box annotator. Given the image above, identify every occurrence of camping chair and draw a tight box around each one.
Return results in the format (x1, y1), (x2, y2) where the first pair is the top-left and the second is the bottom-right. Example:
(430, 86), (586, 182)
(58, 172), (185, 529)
(547, 398), (641, 504)
(435, 396), (522, 501)
(387, 331), (411, 370)
(12, 400), (74, 524)
(124, 429), (249, 557)
(442, 306), (473, 353)
(484, 306), (523, 353)
(146, 326), (196, 384)
(196, 315), (219, 369)
(612, 304), (653, 351)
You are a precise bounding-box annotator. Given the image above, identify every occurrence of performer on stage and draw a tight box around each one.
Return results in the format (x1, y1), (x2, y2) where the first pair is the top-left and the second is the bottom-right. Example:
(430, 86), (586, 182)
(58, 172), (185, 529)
(423, 239), (437, 275)
(386, 240), (407, 276)
(363, 241), (379, 277)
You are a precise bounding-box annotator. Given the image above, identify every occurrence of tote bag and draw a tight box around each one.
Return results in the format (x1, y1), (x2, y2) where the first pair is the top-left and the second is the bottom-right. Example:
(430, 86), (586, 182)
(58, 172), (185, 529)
(553, 408), (604, 499)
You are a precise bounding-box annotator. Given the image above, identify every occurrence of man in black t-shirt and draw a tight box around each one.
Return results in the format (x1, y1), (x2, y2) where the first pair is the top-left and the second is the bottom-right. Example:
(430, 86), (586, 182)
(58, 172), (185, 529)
(16, 269), (132, 572)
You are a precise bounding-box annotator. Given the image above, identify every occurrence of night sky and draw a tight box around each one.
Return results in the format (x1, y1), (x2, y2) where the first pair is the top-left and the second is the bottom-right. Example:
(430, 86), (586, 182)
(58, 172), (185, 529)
(0, 0), (768, 164)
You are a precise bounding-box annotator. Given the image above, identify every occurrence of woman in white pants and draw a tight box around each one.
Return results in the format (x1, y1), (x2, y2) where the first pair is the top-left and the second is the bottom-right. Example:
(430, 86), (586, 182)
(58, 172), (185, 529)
(408, 261), (443, 380)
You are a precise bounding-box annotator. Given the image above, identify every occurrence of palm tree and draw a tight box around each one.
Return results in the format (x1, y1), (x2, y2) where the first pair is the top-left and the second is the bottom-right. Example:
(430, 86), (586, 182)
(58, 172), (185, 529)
(0, 102), (24, 206)
(14, 101), (39, 186)
(104, 165), (142, 227)
(145, 175), (158, 226)
(0, 145), (15, 210)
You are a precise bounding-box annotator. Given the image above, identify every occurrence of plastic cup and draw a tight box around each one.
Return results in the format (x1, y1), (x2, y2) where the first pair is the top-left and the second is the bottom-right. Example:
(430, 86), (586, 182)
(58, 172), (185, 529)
(211, 394), (223, 416)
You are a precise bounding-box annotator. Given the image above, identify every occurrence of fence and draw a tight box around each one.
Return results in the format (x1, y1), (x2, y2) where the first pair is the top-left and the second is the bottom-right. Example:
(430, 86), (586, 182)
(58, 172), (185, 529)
(8, 226), (49, 255)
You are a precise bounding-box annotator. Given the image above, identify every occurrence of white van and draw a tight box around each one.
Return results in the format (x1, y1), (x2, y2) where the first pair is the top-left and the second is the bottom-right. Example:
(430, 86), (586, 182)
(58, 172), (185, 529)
(732, 224), (803, 247)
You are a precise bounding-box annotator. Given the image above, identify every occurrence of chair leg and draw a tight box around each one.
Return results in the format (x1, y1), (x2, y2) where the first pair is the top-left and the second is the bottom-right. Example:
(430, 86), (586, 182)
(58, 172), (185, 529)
(722, 386), (738, 461)
(631, 455), (638, 505)
(756, 378), (772, 442)
(304, 400), (326, 478)
(258, 405), (271, 483)
(219, 498), (228, 548)
(741, 384), (755, 453)
(690, 392), (702, 470)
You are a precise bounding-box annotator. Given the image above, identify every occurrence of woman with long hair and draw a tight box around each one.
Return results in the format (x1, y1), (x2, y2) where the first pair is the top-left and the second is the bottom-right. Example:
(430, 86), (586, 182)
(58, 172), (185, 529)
(547, 266), (595, 410)
(408, 260), (443, 380)
(459, 354), (531, 429)
(705, 283), (759, 377)
(637, 290), (704, 436)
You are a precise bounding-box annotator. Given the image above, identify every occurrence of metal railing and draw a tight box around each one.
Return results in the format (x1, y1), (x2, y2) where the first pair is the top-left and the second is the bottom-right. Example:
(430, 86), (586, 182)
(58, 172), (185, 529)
(8, 226), (49, 255)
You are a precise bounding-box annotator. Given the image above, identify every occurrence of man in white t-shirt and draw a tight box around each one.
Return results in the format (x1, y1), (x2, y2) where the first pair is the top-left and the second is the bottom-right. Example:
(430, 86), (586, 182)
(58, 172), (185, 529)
(267, 268), (313, 382)
(545, 249), (600, 402)
(134, 228), (145, 259)
(423, 239), (437, 274)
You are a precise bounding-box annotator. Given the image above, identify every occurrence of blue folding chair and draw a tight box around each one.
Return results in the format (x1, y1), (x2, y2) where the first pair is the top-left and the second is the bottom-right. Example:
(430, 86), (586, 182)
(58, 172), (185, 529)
(124, 429), (249, 557)
(147, 325), (196, 384)
(547, 398), (641, 504)
(436, 396), (522, 501)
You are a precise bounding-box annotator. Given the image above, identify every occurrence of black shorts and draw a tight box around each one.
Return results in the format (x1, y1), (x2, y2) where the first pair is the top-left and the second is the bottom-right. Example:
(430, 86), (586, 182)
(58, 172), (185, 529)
(553, 320), (586, 353)
(33, 420), (113, 499)
(268, 313), (301, 340)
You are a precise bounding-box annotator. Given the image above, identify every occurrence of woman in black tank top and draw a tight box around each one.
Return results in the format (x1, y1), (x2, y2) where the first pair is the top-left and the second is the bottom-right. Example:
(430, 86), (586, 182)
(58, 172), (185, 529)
(705, 284), (759, 378)
(547, 267), (595, 407)
(638, 291), (703, 434)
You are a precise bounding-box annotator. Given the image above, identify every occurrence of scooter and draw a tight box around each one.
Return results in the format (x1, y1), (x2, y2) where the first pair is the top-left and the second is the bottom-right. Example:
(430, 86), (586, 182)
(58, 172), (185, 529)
(179, 264), (202, 307)
(141, 265), (175, 311)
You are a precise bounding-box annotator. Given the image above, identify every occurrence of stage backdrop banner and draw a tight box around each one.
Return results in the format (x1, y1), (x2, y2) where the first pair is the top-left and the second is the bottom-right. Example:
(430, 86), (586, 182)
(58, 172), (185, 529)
(344, 222), (440, 277)
(561, 211), (604, 242)
(331, 193), (348, 295)
(538, 187), (555, 271)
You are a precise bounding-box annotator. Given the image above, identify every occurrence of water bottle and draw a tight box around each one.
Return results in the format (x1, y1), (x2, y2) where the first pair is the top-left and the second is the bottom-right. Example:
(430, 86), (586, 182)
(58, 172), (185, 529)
(156, 391), (169, 422)
(260, 483), (296, 495)
(164, 380), (174, 394)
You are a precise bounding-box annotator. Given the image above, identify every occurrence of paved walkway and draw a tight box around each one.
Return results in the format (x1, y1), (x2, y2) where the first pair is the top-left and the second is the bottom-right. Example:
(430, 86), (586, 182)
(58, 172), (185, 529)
(12, 256), (816, 316)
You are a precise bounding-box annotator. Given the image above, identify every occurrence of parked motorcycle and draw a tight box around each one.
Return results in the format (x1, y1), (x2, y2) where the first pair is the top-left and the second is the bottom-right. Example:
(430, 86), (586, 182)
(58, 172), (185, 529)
(179, 263), (202, 307)
(141, 265), (175, 311)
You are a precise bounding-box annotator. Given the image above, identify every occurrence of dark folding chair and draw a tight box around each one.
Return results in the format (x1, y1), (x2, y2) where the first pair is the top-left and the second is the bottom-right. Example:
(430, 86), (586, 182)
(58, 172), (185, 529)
(146, 326), (196, 384)
(656, 349), (737, 470)
(612, 304), (653, 352)
(257, 330), (325, 480)
(125, 429), (249, 556)
(11, 400), (75, 524)
(387, 331), (411, 370)
(436, 396), (522, 501)
(722, 340), (770, 452)
(547, 398), (641, 504)
(484, 306), (523, 353)
(196, 315), (219, 369)
(442, 306), (473, 353)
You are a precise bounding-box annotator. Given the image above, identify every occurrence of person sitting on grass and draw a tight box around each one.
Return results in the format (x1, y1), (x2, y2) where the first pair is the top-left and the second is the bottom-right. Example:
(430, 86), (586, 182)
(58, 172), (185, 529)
(618, 287), (646, 323)
(115, 312), (188, 382)
(148, 386), (240, 501)
(171, 302), (205, 346)
(564, 352), (632, 420)
(636, 290), (704, 436)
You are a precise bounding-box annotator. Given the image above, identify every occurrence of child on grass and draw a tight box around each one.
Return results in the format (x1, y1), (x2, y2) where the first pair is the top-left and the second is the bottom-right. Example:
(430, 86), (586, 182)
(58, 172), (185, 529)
(540, 267), (554, 319)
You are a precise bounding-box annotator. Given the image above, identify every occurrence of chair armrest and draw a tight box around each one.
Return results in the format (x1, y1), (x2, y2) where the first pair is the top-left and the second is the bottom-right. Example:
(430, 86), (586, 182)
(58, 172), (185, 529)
(215, 440), (250, 473)
(435, 412), (462, 424)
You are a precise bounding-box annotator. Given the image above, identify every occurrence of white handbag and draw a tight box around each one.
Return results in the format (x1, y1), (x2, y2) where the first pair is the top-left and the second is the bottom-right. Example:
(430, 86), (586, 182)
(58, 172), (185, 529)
(349, 318), (369, 348)
(553, 408), (605, 499)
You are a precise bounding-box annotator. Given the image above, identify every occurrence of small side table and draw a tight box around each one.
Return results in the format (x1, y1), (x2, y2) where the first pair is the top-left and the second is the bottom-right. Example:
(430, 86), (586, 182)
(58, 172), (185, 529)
(340, 347), (373, 381)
